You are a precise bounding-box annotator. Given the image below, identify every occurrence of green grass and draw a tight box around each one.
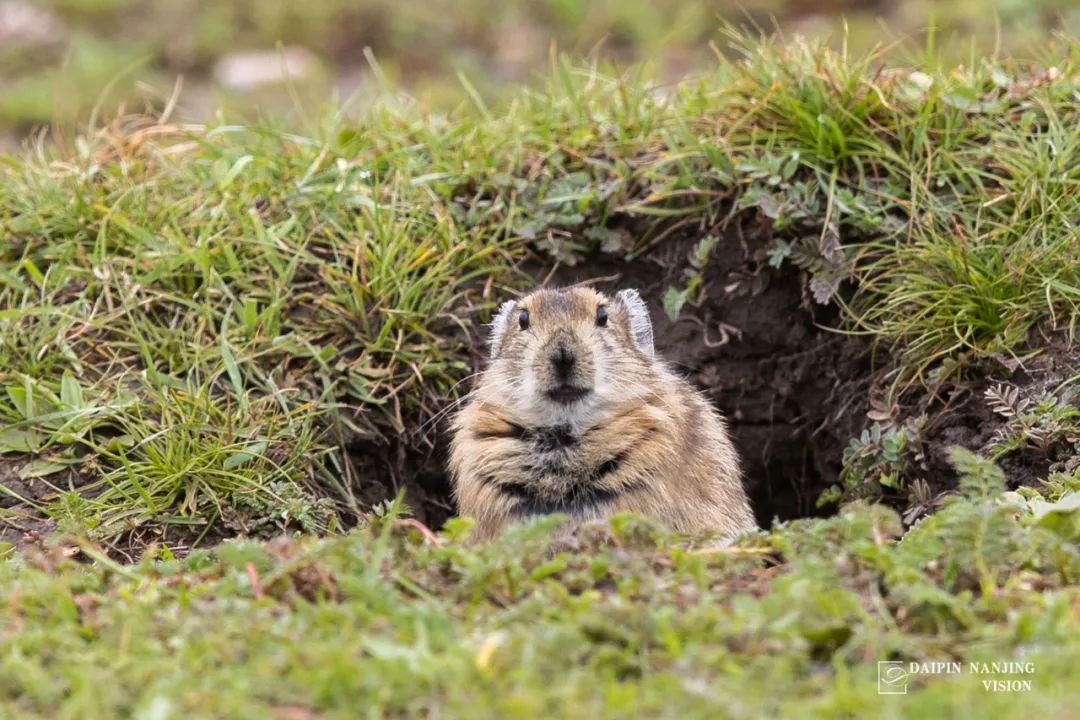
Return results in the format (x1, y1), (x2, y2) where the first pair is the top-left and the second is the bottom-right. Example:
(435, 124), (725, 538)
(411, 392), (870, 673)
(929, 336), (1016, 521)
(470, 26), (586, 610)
(3, 29), (1080, 716)
(5, 34), (1080, 541)
(2, 457), (1079, 718)
(0, 114), (512, 541)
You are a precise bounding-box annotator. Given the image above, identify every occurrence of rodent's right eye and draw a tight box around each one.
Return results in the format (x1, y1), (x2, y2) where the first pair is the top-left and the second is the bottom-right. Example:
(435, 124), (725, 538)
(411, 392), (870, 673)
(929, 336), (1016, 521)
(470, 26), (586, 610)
(518, 308), (530, 330)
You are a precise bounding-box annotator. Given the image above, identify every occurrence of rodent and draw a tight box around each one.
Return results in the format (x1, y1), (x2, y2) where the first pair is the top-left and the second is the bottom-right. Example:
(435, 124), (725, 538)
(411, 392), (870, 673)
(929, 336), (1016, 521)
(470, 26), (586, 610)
(448, 285), (757, 543)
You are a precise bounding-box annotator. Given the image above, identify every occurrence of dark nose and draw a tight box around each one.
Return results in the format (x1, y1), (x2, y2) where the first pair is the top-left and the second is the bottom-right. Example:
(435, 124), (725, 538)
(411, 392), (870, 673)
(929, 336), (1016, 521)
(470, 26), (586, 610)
(551, 344), (576, 383)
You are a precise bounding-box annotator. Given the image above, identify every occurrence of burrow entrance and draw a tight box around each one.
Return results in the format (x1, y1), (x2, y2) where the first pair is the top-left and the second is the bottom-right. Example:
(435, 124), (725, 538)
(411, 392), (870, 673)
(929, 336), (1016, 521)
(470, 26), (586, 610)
(383, 214), (875, 530)
(548, 217), (873, 527)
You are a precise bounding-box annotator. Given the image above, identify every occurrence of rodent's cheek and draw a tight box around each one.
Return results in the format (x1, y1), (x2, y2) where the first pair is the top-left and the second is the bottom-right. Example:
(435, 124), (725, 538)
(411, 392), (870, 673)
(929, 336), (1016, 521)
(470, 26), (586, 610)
(592, 362), (611, 395)
(593, 355), (641, 395)
(523, 351), (549, 385)
(481, 363), (520, 403)
(518, 371), (540, 405)
(499, 353), (534, 392)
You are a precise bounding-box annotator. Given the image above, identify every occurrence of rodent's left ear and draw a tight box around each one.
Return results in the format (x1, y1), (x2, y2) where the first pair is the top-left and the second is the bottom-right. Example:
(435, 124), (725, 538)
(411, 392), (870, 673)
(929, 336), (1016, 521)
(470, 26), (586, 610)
(488, 299), (517, 359)
(615, 289), (654, 357)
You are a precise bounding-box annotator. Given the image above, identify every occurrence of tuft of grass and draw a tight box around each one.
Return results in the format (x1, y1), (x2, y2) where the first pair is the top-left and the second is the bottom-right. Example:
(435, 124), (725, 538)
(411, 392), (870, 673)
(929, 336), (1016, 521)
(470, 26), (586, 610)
(841, 100), (1080, 384)
(0, 116), (511, 543)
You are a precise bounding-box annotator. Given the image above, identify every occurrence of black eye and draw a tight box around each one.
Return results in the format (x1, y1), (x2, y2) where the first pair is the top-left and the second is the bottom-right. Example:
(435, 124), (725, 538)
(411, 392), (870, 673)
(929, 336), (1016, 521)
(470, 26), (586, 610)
(596, 306), (608, 327)
(518, 308), (530, 330)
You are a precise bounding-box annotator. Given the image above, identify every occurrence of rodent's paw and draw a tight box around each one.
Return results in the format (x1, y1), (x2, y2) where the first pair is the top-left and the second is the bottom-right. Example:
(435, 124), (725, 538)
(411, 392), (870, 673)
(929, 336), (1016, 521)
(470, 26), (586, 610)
(545, 518), (617, 555)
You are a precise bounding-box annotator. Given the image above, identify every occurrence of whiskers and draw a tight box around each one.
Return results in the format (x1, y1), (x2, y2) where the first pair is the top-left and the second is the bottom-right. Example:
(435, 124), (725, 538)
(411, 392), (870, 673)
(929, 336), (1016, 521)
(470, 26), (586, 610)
(419, 371), (522, 434)
(425, 359), (677, 441)
(597, 367), (680, 419)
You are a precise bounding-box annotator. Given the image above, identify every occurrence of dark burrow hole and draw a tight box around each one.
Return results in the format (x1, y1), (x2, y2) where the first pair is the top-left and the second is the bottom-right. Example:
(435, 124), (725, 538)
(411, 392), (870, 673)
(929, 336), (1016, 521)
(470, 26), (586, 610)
(374, 217), (875, 531)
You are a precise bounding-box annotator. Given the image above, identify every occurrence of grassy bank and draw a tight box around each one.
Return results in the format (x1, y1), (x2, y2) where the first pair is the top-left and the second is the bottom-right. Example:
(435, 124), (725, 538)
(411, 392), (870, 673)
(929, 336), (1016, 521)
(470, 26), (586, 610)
(4, 33), (1080, 544)
(3, 31), (1080, 715)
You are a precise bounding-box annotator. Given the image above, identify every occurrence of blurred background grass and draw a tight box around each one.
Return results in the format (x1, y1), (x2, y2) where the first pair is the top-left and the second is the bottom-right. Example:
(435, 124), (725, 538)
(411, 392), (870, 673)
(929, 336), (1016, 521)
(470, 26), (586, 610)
(1, 0), (1079, 150)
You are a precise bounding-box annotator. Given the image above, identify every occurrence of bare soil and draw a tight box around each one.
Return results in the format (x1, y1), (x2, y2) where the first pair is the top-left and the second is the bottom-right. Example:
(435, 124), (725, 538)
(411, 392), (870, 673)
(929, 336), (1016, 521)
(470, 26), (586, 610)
(0, 458), (58, 549)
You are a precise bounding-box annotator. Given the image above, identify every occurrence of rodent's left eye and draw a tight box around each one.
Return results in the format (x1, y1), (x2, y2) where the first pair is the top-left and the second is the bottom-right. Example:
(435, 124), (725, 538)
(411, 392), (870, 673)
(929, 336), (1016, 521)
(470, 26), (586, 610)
(518, 308), (530, 330)
(595, 306), (608, 327)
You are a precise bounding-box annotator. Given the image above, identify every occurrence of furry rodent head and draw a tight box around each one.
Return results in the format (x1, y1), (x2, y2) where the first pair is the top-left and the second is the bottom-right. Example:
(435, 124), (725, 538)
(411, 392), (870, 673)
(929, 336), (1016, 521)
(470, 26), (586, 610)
(480, 286), (657, 426)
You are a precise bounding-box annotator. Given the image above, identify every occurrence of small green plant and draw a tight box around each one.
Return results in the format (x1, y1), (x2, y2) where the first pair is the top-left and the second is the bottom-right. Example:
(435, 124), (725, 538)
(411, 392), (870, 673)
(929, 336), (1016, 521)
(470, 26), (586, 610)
(985, 383), (1080, 457)
(824, 416), (927, 506)
(0, 372), (135, 460)
(662, 234), (718, 321)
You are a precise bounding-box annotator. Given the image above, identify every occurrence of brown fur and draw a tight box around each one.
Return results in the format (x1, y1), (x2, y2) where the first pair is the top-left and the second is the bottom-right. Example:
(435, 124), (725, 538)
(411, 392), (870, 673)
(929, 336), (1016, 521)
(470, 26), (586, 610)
(449, 286), (756, 543)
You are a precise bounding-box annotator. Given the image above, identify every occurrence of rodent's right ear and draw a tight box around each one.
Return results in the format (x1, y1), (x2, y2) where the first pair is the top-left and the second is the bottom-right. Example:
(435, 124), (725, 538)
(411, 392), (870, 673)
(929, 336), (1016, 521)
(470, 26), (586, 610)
(615, 288), (654, 357)
(488, 299), (517, 359)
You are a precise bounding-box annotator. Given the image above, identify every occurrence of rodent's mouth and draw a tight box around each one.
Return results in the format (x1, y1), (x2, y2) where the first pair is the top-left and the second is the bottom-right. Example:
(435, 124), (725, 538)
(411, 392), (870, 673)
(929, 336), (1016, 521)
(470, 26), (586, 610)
(544, 386), (592, 405)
